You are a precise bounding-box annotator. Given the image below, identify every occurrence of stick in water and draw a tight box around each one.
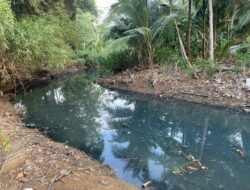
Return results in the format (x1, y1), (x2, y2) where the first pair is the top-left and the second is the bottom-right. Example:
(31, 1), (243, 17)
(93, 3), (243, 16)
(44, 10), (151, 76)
(142, 181), (152, 188)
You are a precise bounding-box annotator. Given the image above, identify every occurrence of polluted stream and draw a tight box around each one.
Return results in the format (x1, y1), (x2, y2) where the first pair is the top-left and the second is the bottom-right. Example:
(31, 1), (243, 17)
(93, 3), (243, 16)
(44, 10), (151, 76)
(16, 72), (250, 190)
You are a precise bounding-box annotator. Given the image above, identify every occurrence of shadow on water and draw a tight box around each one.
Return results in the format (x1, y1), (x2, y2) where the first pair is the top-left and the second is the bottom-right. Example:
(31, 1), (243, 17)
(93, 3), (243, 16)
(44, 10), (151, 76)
(16, 72), (250, 190)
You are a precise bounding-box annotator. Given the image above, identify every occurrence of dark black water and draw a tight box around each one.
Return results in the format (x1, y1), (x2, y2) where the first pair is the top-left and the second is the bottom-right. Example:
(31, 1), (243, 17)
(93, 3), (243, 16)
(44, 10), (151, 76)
(16, 73), (250, 190)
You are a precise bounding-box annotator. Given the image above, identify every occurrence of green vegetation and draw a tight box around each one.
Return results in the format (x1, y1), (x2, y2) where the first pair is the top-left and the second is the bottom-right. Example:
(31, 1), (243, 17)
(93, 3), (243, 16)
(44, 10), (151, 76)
(0, 131), (11, 152)
(0, 0), (14, 52)
(9, 16), (73, 70)
(0, 0), (99, 87)
(104, 0), (250, 71)
(0, 0), (250, 88)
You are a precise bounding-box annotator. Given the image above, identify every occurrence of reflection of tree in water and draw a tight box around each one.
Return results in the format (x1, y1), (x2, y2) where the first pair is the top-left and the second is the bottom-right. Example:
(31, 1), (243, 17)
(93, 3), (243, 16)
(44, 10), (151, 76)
(110, 98), (250, 190)
(16, 73), (250, 190)
(18, 73), (105, 159)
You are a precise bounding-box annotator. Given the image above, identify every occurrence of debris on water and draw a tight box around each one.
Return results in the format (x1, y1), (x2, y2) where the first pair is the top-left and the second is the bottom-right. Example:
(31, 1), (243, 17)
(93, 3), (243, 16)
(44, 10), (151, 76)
(232, 147), (245, 158)
(122, 122), (130, 128)
(172, 167), (185, 175)
(173, 155), (208, 175)
(142, 181), (152, 188)
(186, 154), (195, 161)
(185, 160), (208, 173)
(168, 121), (174, 125)
(26, 123), (36, 128)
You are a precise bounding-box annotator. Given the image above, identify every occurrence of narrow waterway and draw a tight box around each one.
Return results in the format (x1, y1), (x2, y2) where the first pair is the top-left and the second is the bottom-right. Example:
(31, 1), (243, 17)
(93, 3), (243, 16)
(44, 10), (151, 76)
(16, 72), (250, 190)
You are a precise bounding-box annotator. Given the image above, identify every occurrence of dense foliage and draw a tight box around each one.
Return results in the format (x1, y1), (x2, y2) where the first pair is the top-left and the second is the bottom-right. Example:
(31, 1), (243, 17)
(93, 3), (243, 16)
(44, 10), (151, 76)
(104, 0), (250, 70)
(0, 0), (100, 89)
(0, 0), (250, 87)
(11, 0), (97, 18)
(0, 0), (14, 52)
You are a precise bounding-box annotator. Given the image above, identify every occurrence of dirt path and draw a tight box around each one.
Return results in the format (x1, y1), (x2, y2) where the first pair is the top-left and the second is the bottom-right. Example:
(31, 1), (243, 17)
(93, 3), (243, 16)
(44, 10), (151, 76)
(0, 100), (138, 190)
(98, 67), (250, 112)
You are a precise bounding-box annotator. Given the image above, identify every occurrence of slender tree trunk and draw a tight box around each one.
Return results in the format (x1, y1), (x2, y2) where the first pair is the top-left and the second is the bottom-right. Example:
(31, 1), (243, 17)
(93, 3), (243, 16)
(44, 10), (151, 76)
(148, 43), (154, 69)
(186, 0), (192, 58)
(227, 14), (230, 43)
(208, 0), (214, 62)
(174, 19), (191, 67)
(203, 0), (206, 59)
(214, 11), (217, 50)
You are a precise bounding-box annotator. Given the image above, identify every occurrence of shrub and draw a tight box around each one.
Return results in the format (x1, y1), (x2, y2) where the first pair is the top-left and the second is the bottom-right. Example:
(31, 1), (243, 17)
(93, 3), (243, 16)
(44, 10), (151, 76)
(234, 36), (250, 68)
(154, 47), (187, 68)
(8, 16), (73, 71)
(104, 48), (136, 71)
(0, 0), (14, 52)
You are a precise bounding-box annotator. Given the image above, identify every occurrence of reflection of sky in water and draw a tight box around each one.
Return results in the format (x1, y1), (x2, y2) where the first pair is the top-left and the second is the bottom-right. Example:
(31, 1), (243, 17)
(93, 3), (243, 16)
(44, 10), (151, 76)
(16, 73), (250, 190)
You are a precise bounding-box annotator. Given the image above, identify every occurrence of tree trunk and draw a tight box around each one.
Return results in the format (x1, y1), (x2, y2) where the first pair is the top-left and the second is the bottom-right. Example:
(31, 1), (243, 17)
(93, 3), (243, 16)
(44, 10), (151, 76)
(174, 19), (191, 67)
(148, 43), (154, 69)
(203, 0), (206, 59)
(186, 0), (192, 58)
(208, 0), (214, 62)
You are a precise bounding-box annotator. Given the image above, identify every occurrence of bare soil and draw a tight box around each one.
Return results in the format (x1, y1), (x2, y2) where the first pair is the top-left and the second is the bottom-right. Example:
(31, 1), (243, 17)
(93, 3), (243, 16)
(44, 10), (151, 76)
(98, 66), (250, 112)
(0, 100), (138, 190)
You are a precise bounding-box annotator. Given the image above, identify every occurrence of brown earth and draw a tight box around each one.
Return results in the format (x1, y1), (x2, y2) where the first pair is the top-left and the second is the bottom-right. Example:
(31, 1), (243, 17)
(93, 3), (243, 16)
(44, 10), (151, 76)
(0, 100), (138, 190)
(0, 63), (88, 94)
(98, 66), (250, 112)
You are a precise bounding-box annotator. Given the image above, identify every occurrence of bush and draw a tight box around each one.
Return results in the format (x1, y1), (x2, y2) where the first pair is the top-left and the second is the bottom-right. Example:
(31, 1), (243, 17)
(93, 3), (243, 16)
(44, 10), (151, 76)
(104, 48), (136, 71)
(154, 47), (187, 68)
(184, 59), (219, 76)
(234, 37), (250, 68)
(8, 16), (73, 71)
(0, 0), (14, 52)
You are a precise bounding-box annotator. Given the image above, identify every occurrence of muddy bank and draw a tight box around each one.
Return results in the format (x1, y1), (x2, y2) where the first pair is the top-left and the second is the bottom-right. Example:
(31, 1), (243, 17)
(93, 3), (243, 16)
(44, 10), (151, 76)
(0, 100), (138, 190)
(0, 63), (89, 94)
(98, 67), (250, 112)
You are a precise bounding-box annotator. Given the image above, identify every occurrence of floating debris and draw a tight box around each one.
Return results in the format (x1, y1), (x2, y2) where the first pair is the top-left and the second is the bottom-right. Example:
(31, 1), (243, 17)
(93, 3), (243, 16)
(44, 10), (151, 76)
(172, 167), (185, 175)
(142, 181), (152, 188)
(122, 122), (130, 128)
(232, 147), (245, 158)
(173, 155), (208, 175)
(26, 123), (36, 128)
(185, 160), (208, 173)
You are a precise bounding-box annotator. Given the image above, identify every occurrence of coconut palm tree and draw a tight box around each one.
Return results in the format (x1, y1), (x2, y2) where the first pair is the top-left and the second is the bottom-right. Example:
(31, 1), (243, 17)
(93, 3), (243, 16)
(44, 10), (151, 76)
(186, 0), (192, 58)
(106, 0), (170, 68)
(106, 0), (192, 67)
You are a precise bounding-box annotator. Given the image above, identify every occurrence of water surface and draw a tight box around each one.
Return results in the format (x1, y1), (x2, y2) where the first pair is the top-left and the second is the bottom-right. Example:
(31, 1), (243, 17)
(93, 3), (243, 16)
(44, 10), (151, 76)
(16, 73), (250, 190)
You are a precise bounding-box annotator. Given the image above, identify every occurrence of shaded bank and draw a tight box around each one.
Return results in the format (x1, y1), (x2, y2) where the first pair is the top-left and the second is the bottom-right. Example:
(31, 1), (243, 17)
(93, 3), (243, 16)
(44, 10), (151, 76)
(0, 63), (88, 94)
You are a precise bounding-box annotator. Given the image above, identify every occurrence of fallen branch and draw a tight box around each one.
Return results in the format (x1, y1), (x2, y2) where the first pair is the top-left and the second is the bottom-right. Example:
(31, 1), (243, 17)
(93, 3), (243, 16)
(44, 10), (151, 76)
(48, 169), (71, 190)
(180, 91), (210, 98)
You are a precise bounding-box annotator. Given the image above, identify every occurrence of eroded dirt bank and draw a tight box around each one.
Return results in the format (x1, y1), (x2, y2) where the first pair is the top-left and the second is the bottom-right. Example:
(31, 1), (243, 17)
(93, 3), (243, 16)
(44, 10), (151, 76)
(98, 67), (250, 112)
(0, 100), (138, 190)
